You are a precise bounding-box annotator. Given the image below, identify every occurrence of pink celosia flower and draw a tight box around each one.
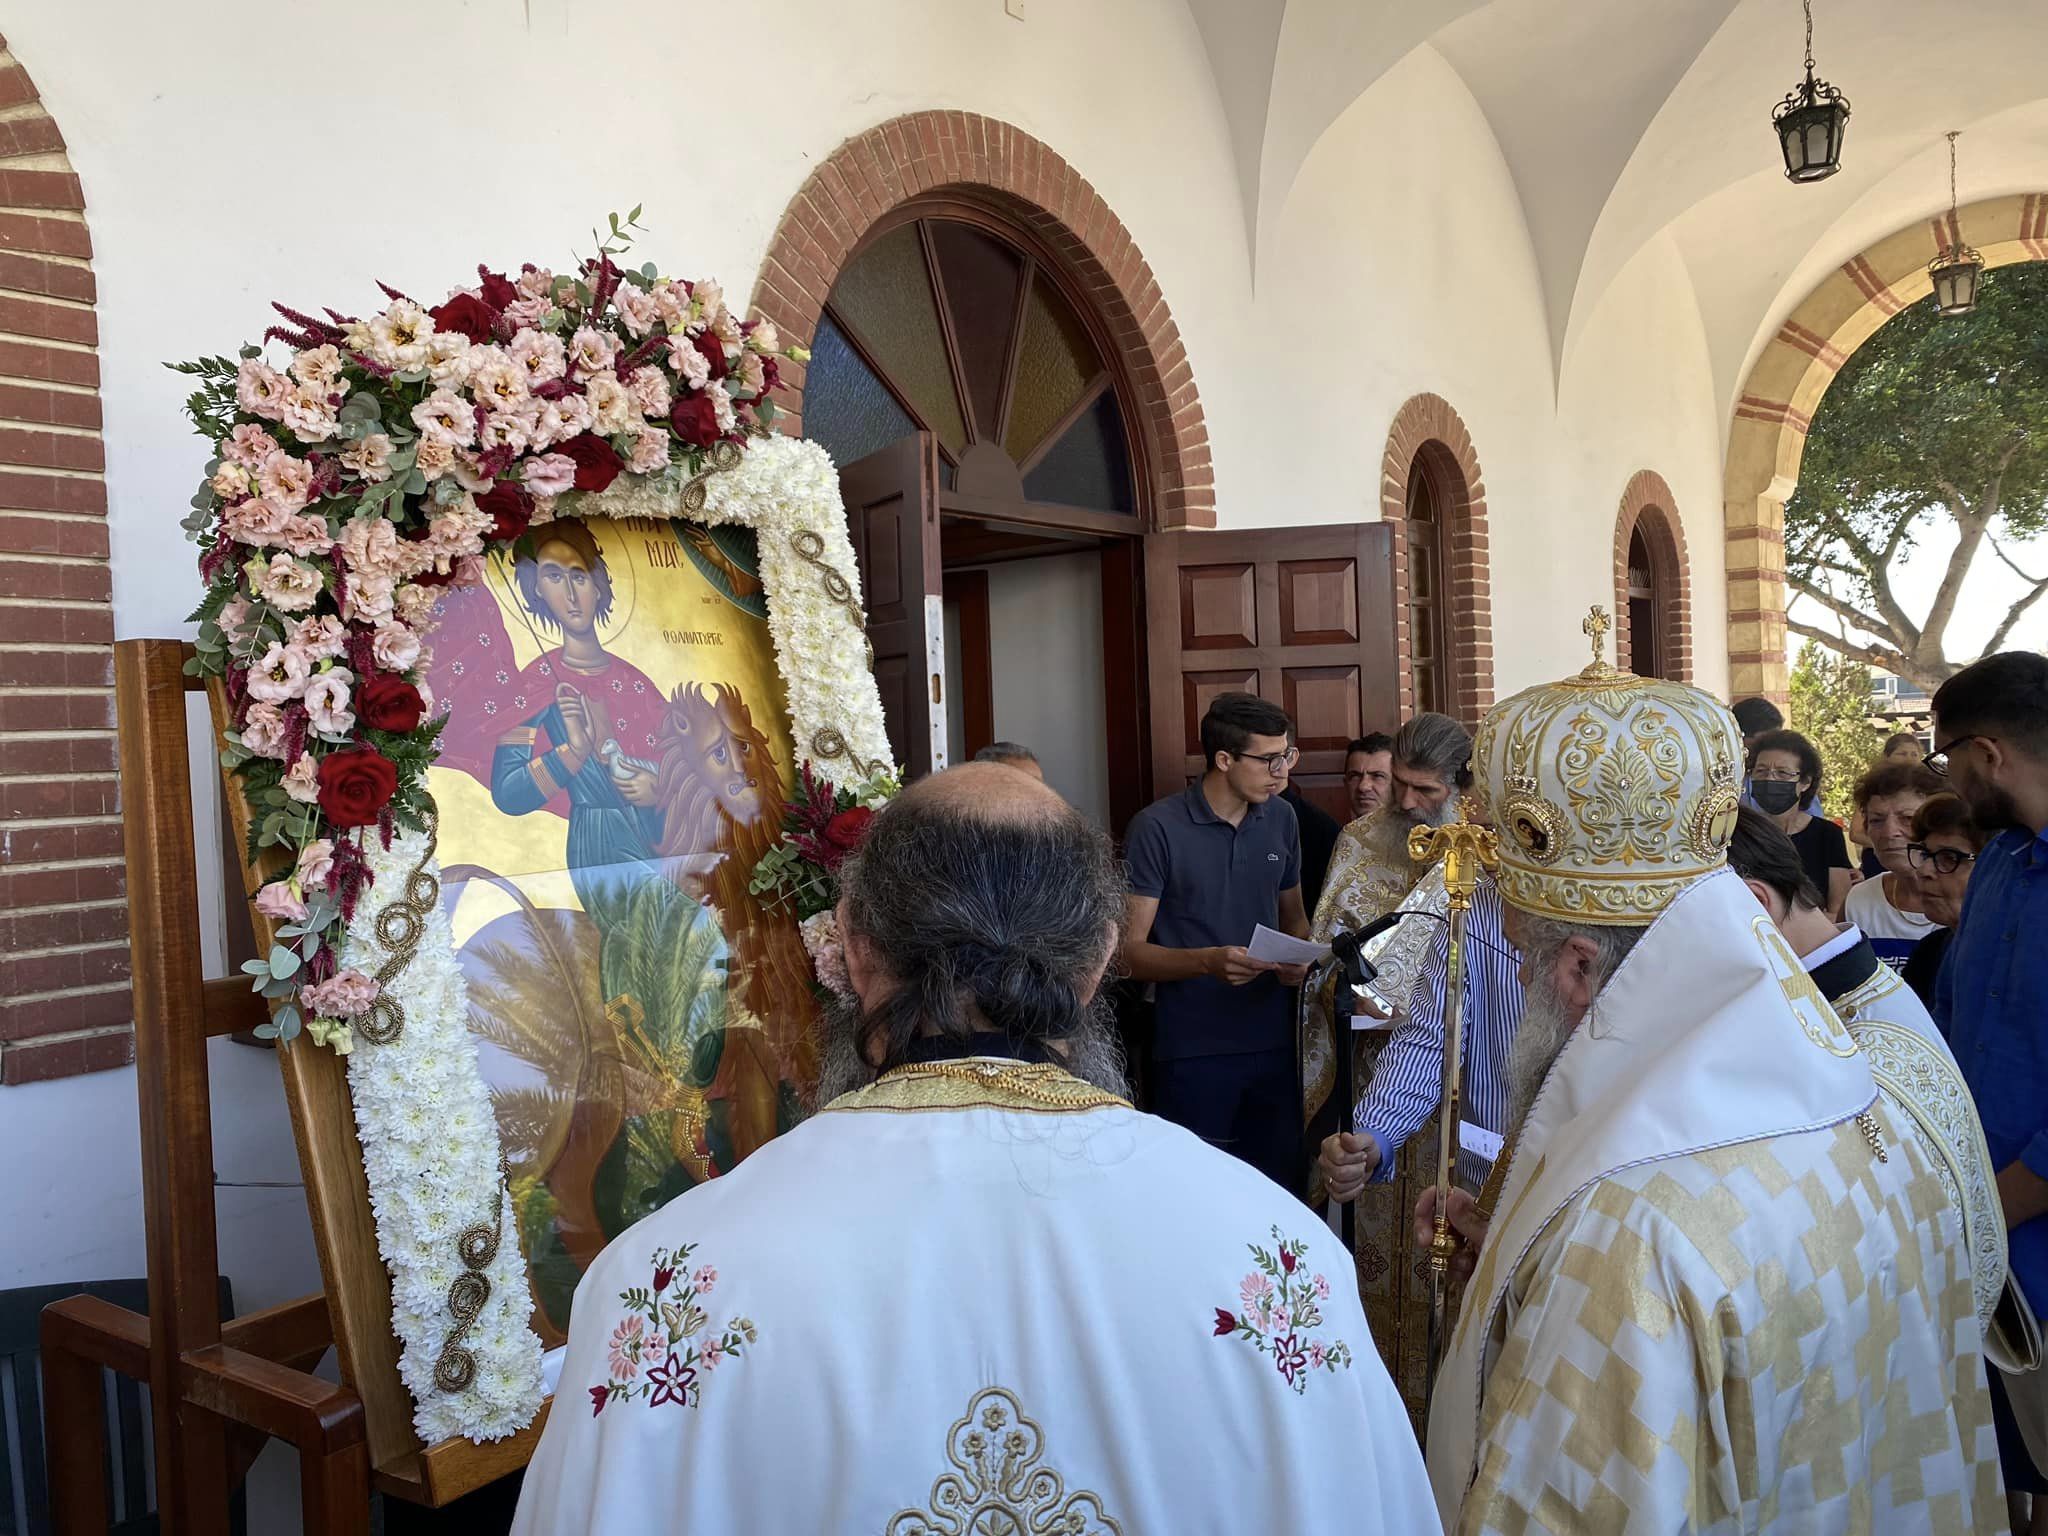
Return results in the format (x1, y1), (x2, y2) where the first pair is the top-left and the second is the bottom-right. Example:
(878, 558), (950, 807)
(254, 879), (307, 923)
(303, 667), (355, 736)
(246, 641), (312, 704)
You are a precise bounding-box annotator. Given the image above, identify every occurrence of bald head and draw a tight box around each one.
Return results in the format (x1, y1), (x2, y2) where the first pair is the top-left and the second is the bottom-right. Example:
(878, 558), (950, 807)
(833, 762), (1127, 1083)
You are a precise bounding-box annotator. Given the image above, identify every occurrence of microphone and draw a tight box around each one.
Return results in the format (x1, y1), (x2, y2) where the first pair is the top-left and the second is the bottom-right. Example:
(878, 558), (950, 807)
(1327, 909), (1411, 991)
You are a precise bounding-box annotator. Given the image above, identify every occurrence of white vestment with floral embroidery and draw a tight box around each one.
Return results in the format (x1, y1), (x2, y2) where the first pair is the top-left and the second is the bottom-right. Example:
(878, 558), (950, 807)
(1425, 872), (2004, 1534)
(511, 1070), (1440, 1534)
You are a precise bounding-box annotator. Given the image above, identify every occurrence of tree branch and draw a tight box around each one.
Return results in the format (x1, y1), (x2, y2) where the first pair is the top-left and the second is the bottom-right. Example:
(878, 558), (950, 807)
(1785, 618), (1913, 680)
(1983, 570), (2048, 656)
(1787, 574), (1893, 639)
(1988, 537), (2046, 584)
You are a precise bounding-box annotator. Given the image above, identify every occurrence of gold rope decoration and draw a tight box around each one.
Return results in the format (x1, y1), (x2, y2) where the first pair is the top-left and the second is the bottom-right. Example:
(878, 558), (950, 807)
(355, 811), (442, 1046)
(433, 1158), (510, 1393)
(677, 437), (748, 514)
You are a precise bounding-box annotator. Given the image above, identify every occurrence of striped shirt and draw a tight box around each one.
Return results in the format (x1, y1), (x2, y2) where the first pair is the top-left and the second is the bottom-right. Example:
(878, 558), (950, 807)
(1353, 874), (1526, 1181)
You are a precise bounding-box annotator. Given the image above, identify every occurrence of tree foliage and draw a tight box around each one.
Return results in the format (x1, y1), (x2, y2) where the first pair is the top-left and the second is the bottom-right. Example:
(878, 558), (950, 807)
(1788, 641), (1886, 822)
(1785, 260), (2048, 690)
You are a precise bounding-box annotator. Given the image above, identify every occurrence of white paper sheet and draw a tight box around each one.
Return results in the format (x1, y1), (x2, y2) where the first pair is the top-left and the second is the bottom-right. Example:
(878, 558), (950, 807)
(1247, 924), (1331, 966)
(1458, 1120), (1504, 1162)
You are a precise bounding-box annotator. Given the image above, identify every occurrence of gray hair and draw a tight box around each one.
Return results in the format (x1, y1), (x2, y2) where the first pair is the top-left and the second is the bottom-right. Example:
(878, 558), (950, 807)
(1502, 914), (1649, 1131)
(835, 789), (1126, 1077)
(973, 741), (1040, 767)
(1393, 711), (1472, 788)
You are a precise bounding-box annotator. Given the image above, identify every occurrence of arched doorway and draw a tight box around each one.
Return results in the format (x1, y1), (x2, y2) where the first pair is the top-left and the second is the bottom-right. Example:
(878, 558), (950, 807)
(1379, 394), (1493, 723)
(1723, 192), (2048, 701)
(1612, 470), (1691, 682)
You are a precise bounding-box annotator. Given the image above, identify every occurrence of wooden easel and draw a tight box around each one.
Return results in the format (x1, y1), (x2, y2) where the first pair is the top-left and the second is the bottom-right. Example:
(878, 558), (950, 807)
(40, 639), (546, 1535)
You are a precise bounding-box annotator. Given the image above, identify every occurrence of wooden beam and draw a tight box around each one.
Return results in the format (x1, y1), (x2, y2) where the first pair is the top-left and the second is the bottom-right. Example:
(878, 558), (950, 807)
(202, 977), (269, 1038)
(221, 1293), (333, 1370)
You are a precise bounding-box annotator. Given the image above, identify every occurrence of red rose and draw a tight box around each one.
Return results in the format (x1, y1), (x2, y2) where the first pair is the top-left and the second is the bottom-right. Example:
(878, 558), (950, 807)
(692, 328), (727, 380)
(315, 745), (399, 828)
(558, 432), (622, 492)
(1213, 1309), (1237, 1337)
(823, 806), (875, 852)
(477, 268), (518, 309)
(428, 291), (497, 346)
(474, 481), (533, 543)
(358, 674), (425, 734)
(669, 393), (719, 448)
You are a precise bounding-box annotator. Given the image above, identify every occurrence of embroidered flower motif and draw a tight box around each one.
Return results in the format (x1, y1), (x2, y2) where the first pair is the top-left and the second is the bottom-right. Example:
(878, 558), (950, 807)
(589, 1242), (754, 1415)
(1211, 1226), (1353, 1394)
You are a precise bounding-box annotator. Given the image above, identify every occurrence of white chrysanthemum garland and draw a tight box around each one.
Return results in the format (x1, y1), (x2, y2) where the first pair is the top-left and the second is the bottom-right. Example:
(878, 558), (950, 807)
(334, 434), (894, 1443)
(337, 827), (546, 1444)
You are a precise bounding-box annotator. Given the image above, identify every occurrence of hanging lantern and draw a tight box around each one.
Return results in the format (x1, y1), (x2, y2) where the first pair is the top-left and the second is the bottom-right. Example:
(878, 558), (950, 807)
(1928, 132), (1983, 317)
(1772, 0), (1850, 183)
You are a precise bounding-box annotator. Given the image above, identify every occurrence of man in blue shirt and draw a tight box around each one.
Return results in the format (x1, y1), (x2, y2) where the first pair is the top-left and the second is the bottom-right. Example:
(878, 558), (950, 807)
(1931, 649), (2048, 1523)
(1123, 692), (1311, 1190)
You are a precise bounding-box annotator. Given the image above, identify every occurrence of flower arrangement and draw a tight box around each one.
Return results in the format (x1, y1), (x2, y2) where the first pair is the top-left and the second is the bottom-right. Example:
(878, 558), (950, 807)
(748, 762), (898, 993)
(176, 210), (805, 1050)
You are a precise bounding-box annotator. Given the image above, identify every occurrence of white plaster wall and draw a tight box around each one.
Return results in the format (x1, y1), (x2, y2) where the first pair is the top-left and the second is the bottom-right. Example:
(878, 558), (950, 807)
(983, 552), (1111, 826)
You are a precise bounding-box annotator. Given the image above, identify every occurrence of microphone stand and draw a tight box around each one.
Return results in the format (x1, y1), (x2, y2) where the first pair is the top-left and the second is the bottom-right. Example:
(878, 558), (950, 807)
(1408, 802), (1498, 1404)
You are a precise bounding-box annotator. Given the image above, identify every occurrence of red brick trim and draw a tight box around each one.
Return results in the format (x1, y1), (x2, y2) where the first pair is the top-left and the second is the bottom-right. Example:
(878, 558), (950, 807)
(1611, 470), (1693, 683)
(1379, 393), (1492, 723)
(748, 112), (1214, 530)
(0, 33), (125, 1086)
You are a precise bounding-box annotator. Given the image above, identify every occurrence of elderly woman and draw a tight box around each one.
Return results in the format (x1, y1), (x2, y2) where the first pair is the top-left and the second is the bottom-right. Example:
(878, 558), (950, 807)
(1900, 792), (1985, 1013)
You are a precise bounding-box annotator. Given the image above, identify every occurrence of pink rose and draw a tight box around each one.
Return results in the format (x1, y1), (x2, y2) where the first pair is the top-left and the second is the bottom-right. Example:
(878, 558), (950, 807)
(626, 366), (672, 418)
(302, 968), (378, 1019)
(295, 838), (336, 891)
(281, 755), (320, 804)
(370, 623), (421, 672)
(240, 701), (290, 759)
(612, 284), (660, 338)
(303, 667), (355, 737)
(568, 326), (618, 374)
(247, 552), (323, 613)
(247, 641), (312, 704)
(509, 330), (567, 385)
(235, 360), (291, 421)
(254, 879), (307, 923)
(288, 614), (347, 661)
(625, 430), (672, 475)
(222, 423), (279, 468)
(520, 452), (577, 497)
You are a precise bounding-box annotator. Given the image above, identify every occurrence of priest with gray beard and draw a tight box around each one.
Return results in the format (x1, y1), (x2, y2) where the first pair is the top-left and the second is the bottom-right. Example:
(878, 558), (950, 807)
(1421, 619), (2001, 1533)
(514, 761), (1438, 1534)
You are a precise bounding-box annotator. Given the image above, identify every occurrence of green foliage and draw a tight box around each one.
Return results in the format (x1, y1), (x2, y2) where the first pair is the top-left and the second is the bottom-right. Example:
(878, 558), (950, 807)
(1788, 641), (1886, 821)
(166, 354), (244, 443)
(1785, 261), (2048, 684)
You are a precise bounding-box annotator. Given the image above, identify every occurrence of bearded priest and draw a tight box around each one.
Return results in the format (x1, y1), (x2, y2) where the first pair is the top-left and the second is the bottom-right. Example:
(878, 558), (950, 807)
(513, 762), (1438, 1534)
(1425, 614), (2003, 1534)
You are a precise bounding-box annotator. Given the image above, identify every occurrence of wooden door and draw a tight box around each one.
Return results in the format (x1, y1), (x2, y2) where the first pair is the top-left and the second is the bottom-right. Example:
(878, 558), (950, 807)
(1143, 524), (1398, 823)
(840, 433), (946, 777)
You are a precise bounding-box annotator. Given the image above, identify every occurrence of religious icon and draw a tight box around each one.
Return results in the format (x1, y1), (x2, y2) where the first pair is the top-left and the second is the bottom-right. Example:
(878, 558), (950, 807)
(424, 514), (817, 1342)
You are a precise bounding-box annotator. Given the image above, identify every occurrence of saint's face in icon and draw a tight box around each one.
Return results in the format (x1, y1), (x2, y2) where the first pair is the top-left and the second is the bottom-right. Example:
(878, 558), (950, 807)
(533, 537), (600, 641)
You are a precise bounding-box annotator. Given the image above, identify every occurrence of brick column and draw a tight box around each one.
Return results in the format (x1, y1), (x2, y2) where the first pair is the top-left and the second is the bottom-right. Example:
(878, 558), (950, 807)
(0, 35), (125, 1085)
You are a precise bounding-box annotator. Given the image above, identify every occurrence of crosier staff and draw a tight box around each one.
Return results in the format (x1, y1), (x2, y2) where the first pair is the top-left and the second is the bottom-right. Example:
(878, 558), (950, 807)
(1410, 802), (1498, 1400)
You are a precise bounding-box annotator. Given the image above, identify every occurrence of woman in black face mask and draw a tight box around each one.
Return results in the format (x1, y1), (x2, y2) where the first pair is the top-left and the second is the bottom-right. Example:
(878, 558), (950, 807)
(1747, 727), (1853, 917)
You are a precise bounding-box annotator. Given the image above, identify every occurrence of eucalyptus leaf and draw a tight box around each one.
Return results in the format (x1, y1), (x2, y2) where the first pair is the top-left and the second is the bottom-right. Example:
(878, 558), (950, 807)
(404, 469), (427, 495)
(254, 1020), (280, 1041)
(268, 944), (301, 980)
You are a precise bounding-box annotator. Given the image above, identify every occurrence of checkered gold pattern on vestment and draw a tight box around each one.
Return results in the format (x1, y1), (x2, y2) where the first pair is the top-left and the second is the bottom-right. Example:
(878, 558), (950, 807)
(1455, 1109), (2001, 1534)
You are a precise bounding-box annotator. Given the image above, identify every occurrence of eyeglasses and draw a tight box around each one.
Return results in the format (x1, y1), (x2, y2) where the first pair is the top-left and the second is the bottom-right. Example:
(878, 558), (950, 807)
(1906, 842), (1976, 875)
(1235, 748), (1300, 777)
(1748, 766), (1803, 782)
(1924, 735), (1986, 776)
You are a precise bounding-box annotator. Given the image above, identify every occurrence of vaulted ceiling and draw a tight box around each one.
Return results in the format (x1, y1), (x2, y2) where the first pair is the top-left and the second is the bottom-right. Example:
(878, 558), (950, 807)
(1184, 0), (2048, 413)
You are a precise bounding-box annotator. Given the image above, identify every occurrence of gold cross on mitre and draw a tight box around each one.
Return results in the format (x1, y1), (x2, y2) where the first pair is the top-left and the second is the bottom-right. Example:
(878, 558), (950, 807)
(1577, 603), (1626, 681)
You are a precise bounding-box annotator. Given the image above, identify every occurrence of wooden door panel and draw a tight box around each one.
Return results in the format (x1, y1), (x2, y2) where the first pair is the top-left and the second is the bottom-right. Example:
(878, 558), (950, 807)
(839, 433), (945, 778)
(1146, 523), (1396, 802)
(1178, 563), (1257, 650)
(1278, 558), (1359, 645)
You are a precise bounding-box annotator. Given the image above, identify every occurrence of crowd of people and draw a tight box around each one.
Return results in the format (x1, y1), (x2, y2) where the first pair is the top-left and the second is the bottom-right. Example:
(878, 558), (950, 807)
(512, 641), (2047, 1534)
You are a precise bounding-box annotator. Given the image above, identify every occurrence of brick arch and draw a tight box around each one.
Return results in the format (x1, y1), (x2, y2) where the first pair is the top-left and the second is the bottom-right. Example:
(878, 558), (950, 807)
(1612, 469), (1692, 682)
(1725, 192), (2048, 702)
(1379, 393), (1492, 721)
(0, 34), (123, 1086)
(748, 111), (1212, 529)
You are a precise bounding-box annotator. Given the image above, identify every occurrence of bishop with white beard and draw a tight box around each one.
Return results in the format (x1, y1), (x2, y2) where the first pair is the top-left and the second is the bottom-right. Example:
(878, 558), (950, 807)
(1424, 615), (2003, 1534)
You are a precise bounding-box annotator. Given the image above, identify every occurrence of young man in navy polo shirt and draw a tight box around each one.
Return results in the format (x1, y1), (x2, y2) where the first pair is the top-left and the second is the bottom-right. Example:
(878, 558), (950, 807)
(1122, 692), (1311, 1190)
